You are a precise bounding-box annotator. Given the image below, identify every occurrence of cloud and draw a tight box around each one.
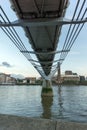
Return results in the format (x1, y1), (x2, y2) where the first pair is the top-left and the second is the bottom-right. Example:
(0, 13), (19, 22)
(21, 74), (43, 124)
(0, 61), (12, 68)
(11, 74), (25, 79)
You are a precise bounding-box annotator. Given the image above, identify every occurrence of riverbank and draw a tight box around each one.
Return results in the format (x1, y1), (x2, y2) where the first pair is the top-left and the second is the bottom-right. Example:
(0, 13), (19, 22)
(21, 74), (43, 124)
(0, 114), (87, 130)
(53, 81), (87, 86)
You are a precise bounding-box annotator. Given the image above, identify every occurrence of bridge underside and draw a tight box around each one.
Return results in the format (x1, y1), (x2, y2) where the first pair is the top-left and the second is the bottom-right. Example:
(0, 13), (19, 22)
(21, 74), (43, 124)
(10, 0), (68, 78)
(1, 0), (87, 95)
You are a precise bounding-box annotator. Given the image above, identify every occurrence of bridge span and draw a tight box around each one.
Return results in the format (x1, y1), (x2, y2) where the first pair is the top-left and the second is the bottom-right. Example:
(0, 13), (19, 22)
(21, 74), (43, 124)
(0, 0), (87, 96)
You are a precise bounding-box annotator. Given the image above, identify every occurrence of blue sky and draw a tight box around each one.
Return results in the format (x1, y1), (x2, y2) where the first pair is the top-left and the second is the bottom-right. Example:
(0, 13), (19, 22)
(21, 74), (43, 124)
(0, 0), (87, 78)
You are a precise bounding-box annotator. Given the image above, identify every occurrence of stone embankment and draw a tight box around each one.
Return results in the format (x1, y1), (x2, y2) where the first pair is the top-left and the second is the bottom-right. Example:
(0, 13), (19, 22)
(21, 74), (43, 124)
(0, 114), (87, 130)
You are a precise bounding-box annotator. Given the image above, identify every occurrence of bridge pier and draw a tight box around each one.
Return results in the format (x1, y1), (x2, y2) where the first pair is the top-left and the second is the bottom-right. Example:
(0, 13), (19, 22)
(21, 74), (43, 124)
(41, 79), (53, 97)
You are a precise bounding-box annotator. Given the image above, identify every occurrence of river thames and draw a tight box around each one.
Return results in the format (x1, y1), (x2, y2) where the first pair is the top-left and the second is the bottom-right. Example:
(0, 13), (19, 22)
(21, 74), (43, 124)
(0, 85), (87, 122)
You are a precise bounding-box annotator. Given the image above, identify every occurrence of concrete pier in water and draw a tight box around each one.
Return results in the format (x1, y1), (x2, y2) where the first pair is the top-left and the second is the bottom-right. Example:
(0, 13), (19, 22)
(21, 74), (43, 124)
(41, 79), (53, 96)
(0, 114), (87, 130)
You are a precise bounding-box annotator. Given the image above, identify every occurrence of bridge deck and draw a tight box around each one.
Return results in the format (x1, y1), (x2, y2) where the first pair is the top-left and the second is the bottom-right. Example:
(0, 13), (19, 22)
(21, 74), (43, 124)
(10, 0), (68, 76)
(1, 1), (86, 80)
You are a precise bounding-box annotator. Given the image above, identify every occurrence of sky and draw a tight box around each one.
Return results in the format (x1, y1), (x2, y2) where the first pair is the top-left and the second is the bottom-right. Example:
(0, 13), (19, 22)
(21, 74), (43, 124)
(0, 0), (87, 78)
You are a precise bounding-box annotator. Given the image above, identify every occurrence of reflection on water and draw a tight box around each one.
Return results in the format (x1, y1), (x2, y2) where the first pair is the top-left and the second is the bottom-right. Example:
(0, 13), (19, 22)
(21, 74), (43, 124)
(58, 85), (63, 118)
(41, 96), (53, 119)
(41, 85), (64, 119)
(0, 85), (87, 122)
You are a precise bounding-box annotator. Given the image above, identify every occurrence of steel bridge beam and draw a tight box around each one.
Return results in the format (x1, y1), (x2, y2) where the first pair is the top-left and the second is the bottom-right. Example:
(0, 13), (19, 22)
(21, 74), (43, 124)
(20, 50), (70, 55)
(28, 59), (64, 64)
(0, 18), (87, 27)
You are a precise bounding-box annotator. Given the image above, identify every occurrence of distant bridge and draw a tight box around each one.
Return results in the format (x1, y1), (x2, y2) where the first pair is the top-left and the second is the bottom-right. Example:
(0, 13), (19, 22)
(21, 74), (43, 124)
(0, 0), (87, 94)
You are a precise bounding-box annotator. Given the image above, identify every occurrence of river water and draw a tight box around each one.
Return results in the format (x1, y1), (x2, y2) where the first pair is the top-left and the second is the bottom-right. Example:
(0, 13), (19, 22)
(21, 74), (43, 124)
(0, 85), (87, 122)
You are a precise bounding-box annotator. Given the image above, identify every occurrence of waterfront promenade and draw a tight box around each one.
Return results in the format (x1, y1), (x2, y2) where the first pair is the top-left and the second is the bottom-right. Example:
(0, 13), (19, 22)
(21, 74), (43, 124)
(0, 114), (87, 130)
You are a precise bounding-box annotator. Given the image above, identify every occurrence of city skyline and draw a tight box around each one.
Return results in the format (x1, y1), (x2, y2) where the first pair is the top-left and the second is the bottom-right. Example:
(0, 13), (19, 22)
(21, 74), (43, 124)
(0, 0), (87, 78)
(0, 69), (86, 80)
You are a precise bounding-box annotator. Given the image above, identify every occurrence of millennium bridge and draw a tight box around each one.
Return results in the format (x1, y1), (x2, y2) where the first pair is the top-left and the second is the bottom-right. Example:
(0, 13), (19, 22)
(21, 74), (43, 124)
(0, 0), (87, 96)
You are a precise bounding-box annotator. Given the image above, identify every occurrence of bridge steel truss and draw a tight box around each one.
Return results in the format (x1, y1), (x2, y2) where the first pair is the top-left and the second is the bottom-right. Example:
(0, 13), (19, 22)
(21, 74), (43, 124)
(0, 0), (87, 82)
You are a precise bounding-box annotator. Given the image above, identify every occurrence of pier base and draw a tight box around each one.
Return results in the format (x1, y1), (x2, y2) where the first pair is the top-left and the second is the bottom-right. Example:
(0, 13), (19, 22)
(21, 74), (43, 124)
(41, 79), (53, 97)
